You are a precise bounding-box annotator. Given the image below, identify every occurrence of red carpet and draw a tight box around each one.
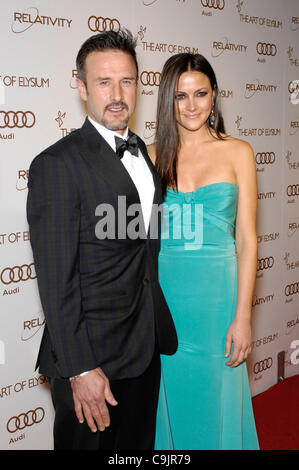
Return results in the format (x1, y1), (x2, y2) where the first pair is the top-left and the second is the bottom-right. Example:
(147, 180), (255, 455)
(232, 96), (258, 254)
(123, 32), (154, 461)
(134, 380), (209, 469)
(252, 374), (299, 450)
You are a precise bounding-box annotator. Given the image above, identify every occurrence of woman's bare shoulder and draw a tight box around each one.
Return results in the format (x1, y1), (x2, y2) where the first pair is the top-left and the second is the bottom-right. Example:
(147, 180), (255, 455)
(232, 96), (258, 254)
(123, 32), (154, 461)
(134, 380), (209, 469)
(220, 135), (254, 161)
(221, 134), (252, 151)
(147, 143), (156, 164)
(216, 135), (255, 185)
(222, 136), (257, 189)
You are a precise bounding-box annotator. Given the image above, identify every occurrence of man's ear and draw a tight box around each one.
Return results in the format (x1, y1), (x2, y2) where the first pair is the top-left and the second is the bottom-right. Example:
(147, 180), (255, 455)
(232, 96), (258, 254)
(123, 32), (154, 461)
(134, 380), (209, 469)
(76, 78), (87, 101)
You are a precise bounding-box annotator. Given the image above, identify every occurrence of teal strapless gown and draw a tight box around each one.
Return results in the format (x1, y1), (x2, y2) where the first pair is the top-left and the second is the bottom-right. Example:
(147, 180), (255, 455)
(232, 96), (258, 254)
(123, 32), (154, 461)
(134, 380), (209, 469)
(155, 182), (259, 450)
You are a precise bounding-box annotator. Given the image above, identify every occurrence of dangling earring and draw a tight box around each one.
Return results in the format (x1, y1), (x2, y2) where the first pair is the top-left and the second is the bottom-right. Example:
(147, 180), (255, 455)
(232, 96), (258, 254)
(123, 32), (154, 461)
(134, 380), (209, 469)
(210, 106), (215, 126)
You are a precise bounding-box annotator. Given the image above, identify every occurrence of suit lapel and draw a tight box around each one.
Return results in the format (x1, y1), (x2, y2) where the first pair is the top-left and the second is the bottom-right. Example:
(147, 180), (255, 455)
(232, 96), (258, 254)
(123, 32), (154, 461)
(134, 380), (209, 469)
(78, 118), (141, 207)
(137, 136), (161, 206)
(78, 118), (163, 239)
(137, 136), (163, 240)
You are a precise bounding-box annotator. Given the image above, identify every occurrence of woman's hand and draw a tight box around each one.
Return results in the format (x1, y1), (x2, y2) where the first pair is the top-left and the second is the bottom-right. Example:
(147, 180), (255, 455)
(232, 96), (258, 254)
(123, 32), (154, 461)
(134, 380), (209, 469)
(224, 317), (252, 367)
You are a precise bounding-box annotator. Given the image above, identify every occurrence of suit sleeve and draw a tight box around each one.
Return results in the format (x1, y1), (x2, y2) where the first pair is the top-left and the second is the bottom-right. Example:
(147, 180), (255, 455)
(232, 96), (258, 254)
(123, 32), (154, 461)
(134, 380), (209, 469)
(27, 152), (98, 378)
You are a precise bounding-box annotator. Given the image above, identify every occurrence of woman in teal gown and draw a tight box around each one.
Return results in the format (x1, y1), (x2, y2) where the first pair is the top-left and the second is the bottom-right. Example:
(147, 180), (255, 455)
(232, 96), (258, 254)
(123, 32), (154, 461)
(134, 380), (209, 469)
(148, 53), (259, 450)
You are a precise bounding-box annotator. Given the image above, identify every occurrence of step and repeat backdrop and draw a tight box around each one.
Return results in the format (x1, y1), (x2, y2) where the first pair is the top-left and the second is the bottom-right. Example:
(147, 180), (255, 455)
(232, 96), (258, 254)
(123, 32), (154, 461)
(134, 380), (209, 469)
(0, 0), (298, 450)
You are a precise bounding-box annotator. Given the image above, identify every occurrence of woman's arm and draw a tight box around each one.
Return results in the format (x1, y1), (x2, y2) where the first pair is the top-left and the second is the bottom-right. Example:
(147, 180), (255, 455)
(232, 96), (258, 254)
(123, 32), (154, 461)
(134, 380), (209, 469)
(225, 140), (258, 367)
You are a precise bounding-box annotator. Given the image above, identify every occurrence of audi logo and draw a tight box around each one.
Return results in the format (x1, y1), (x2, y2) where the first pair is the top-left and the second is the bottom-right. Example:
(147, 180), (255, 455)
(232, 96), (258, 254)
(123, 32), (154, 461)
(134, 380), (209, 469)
(1, 263), (36, 285)
(140, 71), (161, 86)
(253, 357), (273, 374)
(285, 282), (299, 296)
(256, 42), (277, 56)
(7, 407), (45, 433)
(88, 16), (120, 32)
(201, 0), (225, 9)
(287, 184), (299, 196)
(255, 152), (275, 165)
(257, 256), (274, 271)
(0, 111), (36, 129)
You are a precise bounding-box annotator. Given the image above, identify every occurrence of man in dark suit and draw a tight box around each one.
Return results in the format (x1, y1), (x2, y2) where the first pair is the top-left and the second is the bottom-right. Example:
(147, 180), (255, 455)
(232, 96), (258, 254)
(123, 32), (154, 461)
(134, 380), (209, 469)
(27, 29), (177, 450)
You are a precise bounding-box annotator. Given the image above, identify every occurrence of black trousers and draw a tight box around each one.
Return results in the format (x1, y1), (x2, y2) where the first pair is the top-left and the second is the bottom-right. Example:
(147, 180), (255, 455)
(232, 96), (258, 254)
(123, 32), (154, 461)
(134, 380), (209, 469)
(49, 347), (161, 450)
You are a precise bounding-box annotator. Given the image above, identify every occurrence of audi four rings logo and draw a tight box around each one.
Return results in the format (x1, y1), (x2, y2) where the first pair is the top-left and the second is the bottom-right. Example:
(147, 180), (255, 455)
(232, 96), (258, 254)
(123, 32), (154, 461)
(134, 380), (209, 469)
(7, 407), (45, 433)
(88, 16), (120, 32)
(0, 111), (36, 129)
(140, 71), (161, 86)
(257, 256), (274, 271)
(201, 0), (225, 9)
(0, 264), (36, 285)
(285, 282), (299, 296)
(256, 42), (277, 56)
(253, 357), (273, 374)
(255, 152), (275, 164)
(287, 184), (299, 196)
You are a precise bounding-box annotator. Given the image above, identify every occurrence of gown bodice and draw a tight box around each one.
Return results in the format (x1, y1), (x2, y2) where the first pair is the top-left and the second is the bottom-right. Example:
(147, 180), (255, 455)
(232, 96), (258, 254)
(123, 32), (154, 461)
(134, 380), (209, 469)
(160, 182), (238, 255)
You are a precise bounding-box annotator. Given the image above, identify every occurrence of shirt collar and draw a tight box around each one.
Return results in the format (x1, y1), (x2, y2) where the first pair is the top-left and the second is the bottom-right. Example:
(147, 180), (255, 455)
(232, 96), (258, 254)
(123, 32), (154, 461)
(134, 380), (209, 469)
(88, 116), (128, 152)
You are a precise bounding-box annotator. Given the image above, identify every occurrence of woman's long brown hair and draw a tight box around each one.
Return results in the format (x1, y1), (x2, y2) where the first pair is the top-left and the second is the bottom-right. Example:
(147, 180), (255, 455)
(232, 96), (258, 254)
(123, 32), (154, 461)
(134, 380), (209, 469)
(155, 53), (226, 192)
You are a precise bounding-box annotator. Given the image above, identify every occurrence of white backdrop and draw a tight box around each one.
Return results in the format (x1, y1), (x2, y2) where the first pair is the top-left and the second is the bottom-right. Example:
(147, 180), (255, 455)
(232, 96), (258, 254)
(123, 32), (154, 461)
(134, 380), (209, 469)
(0, 0), (298, 450)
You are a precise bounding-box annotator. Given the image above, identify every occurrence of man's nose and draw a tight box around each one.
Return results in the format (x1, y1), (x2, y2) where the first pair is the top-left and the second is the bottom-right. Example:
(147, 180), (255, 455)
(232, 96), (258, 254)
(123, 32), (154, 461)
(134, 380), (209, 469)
(111, 82), (123, 102)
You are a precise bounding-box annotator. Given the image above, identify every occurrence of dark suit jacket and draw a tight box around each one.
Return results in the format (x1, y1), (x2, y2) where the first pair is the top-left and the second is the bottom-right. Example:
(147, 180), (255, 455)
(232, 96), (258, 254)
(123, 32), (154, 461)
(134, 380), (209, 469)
(27, 118), (177, 379)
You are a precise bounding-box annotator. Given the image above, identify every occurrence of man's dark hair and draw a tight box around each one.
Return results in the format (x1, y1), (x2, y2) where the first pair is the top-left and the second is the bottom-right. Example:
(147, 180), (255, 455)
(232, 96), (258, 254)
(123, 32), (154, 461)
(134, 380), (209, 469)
(76, 28), (138, 84)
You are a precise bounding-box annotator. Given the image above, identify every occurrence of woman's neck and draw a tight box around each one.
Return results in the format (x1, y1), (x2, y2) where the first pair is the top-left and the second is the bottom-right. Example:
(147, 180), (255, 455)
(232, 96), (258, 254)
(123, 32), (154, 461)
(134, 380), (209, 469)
(179, 124), (214, 148)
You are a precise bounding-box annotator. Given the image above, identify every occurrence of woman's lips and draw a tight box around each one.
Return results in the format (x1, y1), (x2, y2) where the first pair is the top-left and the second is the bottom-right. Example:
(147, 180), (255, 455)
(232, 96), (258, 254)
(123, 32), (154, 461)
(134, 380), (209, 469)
(184, 113), (200, 119)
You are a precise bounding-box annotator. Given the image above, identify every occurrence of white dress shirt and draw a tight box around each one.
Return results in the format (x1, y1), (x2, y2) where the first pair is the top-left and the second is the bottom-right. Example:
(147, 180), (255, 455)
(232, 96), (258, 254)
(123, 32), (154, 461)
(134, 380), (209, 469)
(88, 116), (155, 233)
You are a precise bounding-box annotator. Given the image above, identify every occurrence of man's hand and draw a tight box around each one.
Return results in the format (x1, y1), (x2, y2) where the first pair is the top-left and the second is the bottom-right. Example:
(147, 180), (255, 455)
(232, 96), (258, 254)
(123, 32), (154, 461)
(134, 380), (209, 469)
(70, 367), (118, 433)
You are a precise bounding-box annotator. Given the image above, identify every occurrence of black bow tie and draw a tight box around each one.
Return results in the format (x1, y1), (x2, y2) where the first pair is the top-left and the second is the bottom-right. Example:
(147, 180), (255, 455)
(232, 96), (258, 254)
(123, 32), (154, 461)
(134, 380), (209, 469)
(115, 131), (139, 159)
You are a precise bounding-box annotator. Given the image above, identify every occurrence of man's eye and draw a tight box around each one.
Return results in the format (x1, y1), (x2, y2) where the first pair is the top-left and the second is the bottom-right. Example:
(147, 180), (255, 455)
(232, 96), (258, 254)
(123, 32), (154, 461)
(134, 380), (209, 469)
(122, 79), (135, 86)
